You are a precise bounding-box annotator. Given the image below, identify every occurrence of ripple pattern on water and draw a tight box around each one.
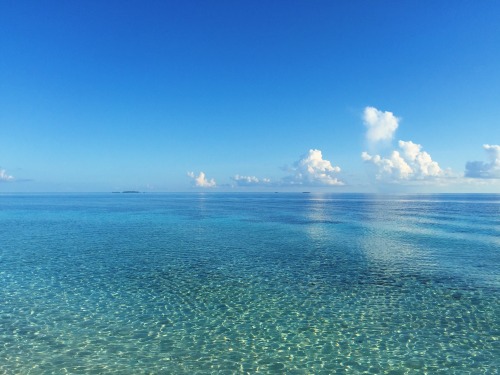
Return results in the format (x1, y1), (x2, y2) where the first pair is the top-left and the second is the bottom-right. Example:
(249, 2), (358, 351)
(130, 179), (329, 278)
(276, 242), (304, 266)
(0, 193), (499, 374)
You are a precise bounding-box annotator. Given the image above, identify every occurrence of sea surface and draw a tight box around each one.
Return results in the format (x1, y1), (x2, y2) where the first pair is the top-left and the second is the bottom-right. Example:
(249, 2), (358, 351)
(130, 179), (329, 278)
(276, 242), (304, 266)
(0, 193), (499, 374)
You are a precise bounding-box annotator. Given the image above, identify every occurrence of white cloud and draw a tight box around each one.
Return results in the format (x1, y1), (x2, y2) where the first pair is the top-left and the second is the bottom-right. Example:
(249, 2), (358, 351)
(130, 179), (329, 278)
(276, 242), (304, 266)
(362, 150), (412, 179)
(465, 144), (500, 178)
(232, 175), (271, 186)
(399, 140), (442, 177)
(0, 169), (14, 182)
(187, 171), (216, 187)
(284, 149), (344, 186)
(362, 140), (443, 181)
(363, 106), (400, 144)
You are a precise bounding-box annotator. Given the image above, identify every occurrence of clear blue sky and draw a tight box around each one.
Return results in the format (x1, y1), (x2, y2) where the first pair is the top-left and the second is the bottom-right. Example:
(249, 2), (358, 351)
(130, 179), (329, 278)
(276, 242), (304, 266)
(1, 0), (499, 192)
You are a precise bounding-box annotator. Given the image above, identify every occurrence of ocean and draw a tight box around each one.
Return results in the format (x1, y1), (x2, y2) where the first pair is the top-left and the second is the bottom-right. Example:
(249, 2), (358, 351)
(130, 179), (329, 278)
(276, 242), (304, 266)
(0, 193), (499, 374)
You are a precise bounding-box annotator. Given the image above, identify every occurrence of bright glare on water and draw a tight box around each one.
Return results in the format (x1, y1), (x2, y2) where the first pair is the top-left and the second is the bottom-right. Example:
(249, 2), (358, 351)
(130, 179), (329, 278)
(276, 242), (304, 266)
(0, 193), (499, 374)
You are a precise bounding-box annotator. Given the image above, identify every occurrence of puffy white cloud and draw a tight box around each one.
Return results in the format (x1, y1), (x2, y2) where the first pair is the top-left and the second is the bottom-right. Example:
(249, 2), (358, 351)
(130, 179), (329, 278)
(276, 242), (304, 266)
(187, 171), (216, 187)
(363, 106), (400, 144)
(361, 150), (412, 179)
(465, 144), (500, 178)
(0, 169), (14, 182)
(399, 140), (442, 177)
(284, 149), (344, 186)
(232, 175), (271, 186)
(362, 140), (443, 181)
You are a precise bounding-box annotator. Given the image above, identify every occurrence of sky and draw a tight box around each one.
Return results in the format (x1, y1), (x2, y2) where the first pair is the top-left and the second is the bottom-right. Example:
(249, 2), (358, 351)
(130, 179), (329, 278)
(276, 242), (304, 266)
(1, 0), (499, 193)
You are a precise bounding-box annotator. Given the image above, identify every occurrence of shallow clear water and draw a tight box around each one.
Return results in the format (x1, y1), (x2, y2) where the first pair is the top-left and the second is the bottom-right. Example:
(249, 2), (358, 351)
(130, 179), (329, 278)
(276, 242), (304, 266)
(1, 193), (499, 374)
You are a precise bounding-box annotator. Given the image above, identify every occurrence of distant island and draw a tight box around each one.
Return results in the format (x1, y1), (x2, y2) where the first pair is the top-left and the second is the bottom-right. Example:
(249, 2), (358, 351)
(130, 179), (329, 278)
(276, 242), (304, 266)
(112, 191), (141, 194)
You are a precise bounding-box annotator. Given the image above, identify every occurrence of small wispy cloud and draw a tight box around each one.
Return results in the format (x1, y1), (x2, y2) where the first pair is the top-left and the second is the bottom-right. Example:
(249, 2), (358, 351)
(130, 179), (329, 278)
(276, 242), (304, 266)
(363, 106), (400, 144)
(232, 175), (271, 186)
(187, 171), (216, 187)
(0, 168), (14, 182)
(465, 144), (500, 179)
(283, 149), (344, 186)
(362, 140), (444, 181)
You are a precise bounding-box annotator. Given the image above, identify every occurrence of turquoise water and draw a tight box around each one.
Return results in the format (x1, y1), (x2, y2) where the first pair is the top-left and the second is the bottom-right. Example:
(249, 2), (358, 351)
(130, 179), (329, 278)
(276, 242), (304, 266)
(0, 193), (499, 374)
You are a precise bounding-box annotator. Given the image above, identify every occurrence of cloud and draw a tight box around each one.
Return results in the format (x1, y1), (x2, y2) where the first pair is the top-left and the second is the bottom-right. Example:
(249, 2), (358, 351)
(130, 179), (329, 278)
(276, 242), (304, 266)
(363, 106), (400, 144)
(0, 168), (14, 182)
(465, 144), (500, 178)
(232, 175), (271, 186)
(283, 149), (344, 186)
(187, 171), (216, 187)
(361, 150), (412, 179)
(362, 140), (443, 181)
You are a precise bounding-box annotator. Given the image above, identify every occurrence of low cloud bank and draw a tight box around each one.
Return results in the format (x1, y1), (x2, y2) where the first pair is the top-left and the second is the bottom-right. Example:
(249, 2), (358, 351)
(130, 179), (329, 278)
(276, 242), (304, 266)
(232, 175), (271, 186)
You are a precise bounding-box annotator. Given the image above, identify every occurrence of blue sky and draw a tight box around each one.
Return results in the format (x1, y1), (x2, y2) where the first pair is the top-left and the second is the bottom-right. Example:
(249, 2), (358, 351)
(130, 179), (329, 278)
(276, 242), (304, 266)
(1, 0), (499, 192)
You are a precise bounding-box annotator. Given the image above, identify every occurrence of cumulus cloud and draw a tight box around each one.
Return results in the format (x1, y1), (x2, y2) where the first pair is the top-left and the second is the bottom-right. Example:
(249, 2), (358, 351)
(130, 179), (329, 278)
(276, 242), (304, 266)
(232, 175), (271, 186)
(465, 144), (500, 178)
(363, 106), (400, 144)
(0, 168), (14, 182)
(284, 149), (344, 186)
(362, 140), (443, 181)
(187, 171), (216, 187)
(361, 150), (412, 179)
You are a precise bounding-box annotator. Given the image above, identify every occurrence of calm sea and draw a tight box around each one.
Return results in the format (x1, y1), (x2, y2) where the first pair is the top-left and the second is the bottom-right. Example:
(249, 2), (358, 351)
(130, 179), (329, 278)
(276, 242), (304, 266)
(1, 193), (499, 374)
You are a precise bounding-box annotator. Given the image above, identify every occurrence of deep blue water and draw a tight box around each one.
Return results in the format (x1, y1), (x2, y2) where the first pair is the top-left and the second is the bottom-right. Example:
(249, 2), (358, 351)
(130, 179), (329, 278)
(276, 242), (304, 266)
(0, 193), (499, 374)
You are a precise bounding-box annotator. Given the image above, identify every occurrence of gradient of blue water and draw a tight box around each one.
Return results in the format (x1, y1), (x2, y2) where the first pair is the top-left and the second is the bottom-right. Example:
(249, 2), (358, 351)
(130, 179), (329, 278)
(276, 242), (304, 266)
(1, 193), (499, 374)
